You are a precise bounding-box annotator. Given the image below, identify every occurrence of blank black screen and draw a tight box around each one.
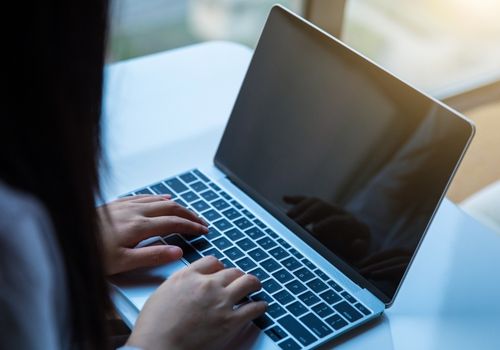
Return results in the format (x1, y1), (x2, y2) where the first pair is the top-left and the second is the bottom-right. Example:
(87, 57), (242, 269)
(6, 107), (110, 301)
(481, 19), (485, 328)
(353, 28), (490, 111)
(215, 7), (473, 303)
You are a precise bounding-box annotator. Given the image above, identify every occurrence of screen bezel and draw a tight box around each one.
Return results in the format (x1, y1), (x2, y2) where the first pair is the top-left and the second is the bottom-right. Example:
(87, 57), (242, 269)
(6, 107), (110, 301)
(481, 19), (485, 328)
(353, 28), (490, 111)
(214, 5), (475, 306)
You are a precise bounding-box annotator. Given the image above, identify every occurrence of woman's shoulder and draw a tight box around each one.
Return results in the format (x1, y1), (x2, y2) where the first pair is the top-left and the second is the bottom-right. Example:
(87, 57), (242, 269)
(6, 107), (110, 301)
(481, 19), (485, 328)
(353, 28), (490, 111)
(0, 181), (55, 251)
(0, 180), (60, 278)
(0, 181), (49, 230)
(0, 181), (70, 349)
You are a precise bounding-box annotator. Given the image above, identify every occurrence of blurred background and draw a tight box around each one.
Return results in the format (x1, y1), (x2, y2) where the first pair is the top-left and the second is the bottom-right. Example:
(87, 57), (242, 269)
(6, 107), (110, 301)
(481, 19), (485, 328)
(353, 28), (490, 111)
(109, 0), (500, 232)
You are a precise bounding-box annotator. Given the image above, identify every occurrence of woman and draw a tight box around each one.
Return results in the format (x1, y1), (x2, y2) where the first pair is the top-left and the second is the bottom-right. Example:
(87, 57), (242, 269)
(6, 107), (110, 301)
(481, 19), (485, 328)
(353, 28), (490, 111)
(0, 1), (266, 349)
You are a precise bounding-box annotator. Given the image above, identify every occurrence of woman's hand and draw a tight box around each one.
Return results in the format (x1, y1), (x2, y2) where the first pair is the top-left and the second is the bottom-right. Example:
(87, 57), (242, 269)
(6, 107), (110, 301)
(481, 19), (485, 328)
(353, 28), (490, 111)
(98, 195), (208, 275)
(127, 256), (267, 350)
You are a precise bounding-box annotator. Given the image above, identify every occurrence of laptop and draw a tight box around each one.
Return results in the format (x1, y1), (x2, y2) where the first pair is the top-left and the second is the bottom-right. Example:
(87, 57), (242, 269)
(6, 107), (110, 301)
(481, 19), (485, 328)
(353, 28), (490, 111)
(110, 5), (474, 350)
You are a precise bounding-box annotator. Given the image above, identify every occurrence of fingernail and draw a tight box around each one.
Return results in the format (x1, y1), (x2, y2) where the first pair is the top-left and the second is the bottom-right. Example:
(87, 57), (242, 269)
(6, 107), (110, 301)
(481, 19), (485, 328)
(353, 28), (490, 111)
(167, 246), (182, 254)
(199, 217), (209, 226)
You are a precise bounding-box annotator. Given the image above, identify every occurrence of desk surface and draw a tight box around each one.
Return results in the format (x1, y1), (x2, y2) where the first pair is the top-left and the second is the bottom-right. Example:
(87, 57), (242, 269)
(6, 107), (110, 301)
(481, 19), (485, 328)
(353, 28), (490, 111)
(103, 41), (500, 350)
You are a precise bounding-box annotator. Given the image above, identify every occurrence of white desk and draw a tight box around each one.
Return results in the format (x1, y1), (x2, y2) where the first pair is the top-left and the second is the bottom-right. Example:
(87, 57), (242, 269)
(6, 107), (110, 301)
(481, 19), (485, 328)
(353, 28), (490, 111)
(103, 42), (500, 350)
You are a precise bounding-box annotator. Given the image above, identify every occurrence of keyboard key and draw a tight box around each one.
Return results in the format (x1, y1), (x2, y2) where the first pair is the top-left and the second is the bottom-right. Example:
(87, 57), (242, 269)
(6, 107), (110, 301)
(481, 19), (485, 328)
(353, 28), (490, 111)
(298, 291), (321, 306)
(220, 259), (235, 268)
(327, 280), (344, 292)
(190, 181), (208, 192)
(312, 302), (334, 318)
(333, 301), (363, 323)
(225, 246), (245, 260)
(213, 219), (233, 231)
(236, 238), (256, 250)
(289, 248), (303, 259)
(220, 191), (232, 200)
(235, 257), (257, 271)
(179, 172), (198, 183)
(254, 219), (266, 228)
(234, 217), (253, 230)
(242, 209), (255, 219)
(212, 237), (232, 250)
(202, 209), (222, 222)
(200, 190), (218, 202)
(209, 183), (221, 191)
(300, 313), (333, 338)
(277, 238), (291, 249)
(265, 326), (287, 342)
(257, 237), (277, 250)
(278, 338), (301, 350)
(222, 208), (241, 220)
(251, 291), (274, 303)
(163, 235), (201, 263)
(191, 238), (211, 252)
(341, 291), (356, 304)
(253, 314), (274, 330)
(302, 259), (316, 270)
(191, 200), (210, 212)
(248, 248), (269, 262)
(278, 315), (317, 346)
(135, 188), (153, 195)
(267, 303), (287, 318)
(273, 269), (294, 284)
(165, 178), (188, 193)
(316, 270), (329, 281)
(206, 227), (221, 240)
(266, 229), (279, 239)
(150, 182), (170, 194)
(261, 258), (282, 273)
(294, 267), (315, 282)
(284, 280), (307, 294)
(212, 198), (230, 211)
(262, 278), (282, 294)
(230, 200), (243, 209)
(307, 279), (328, 293)
(174, 198), (187, 207)
(225, 228), (244, 241)
(281, 257), (302, 271)
(286, 301), (307, 317)
(320, 290), (342, 305)
(203, 248), (223, 259)
(249, 268), (270, 281)
(193, 169), (210, 182)
(354, 303), (371, 316)
(269, 247), (289, 260)
(181, 191), (199, 203)
(273, 289), (295, 305)
(325, 314), (348, 330)
(245, 227), (265, 240)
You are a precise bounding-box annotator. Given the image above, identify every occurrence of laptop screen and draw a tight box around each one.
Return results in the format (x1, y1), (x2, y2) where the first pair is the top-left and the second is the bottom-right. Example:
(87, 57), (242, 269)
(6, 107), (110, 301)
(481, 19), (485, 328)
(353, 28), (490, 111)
(215, 6), (473, 304)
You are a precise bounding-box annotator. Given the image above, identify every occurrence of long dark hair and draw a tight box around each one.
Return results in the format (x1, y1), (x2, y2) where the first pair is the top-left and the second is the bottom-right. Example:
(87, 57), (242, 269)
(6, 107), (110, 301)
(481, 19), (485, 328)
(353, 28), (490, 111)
(2, 1), (110, 348)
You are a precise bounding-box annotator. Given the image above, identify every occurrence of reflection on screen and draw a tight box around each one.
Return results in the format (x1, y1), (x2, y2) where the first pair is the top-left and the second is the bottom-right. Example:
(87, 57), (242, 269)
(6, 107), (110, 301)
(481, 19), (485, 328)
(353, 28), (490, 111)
(216, 8), (472, 301)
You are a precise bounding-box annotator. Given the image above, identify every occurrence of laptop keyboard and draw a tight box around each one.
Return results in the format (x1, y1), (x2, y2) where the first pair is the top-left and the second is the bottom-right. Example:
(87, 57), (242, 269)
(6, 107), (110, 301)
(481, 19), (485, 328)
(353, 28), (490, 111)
(123, 169), (372, 349)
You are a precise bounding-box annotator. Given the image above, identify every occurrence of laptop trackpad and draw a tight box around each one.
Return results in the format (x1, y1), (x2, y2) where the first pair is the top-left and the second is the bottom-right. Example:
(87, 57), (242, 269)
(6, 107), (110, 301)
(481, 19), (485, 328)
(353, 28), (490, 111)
(110, 259), (187, 310)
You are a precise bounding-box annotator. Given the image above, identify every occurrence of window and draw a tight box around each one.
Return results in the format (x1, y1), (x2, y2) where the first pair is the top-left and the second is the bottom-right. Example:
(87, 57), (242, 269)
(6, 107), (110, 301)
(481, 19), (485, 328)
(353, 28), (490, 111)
(109, 0), (302, 61)
(343, 0), (500, 95)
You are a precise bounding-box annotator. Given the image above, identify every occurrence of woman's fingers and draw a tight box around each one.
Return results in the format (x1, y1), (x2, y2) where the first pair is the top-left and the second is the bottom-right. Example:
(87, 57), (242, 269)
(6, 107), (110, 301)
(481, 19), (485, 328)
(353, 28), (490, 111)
(190, 256), (225, 274)
(119, 245), (183, 273)
(213, 268), (245, 286)
(226, 274), (262, 305)
(129, 195), (171, 203)
(143, 216), (208, 239)
(142, 200), (207, 226)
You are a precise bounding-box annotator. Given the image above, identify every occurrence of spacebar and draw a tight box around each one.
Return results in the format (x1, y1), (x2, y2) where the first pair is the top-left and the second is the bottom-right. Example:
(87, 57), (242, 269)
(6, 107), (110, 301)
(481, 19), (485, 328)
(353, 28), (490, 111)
(163, 235), (202, 263)
(278, 315), (317, 346)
